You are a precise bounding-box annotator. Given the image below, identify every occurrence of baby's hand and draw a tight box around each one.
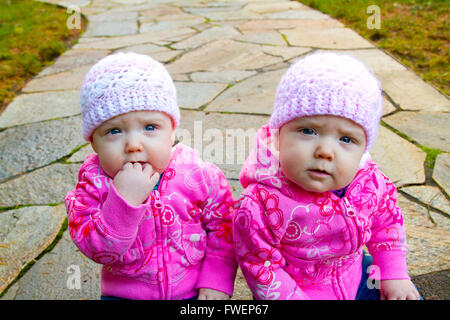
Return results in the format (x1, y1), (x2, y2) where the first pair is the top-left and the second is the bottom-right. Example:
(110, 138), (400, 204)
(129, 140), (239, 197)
(380, 279), (420, 300)
(198, 288), (230, 300)
(113, 162), (160, 206)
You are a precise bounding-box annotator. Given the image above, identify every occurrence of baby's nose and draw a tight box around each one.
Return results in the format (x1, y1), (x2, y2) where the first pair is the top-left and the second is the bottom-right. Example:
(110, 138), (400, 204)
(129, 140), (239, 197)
(314, 143), (334, 160)
(125, 135), (143, 153)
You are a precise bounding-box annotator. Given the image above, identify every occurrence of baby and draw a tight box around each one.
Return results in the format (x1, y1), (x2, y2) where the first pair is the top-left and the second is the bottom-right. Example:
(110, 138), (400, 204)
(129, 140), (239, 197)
(65, 52), (237, 300)
(233, 52), (421, 300)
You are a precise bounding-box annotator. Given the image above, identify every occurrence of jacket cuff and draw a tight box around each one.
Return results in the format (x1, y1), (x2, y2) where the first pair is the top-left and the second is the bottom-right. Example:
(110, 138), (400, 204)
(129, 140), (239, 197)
(196, 255), (238, 297)
(371, 250), (410, 281)
(101, 183), (150, 238)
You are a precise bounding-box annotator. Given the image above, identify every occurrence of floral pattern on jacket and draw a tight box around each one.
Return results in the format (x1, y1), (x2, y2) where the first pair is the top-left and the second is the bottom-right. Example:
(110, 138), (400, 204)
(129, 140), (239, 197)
(233, 125), (409, 300)
(65, 143), (237, 300)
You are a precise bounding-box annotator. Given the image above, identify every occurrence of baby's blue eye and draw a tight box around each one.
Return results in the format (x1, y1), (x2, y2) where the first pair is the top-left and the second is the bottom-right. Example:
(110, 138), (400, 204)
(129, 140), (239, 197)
(109, 128), (121, 135)
(301, 128), (315, 135)
(145, 125), (155, 131)
(340, 136), (353, 144)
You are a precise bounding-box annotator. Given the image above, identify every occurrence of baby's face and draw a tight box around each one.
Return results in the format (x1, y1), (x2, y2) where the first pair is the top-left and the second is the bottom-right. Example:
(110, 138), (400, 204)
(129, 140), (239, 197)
(275, 115), (366, 193)
(91, 110), (175, 178)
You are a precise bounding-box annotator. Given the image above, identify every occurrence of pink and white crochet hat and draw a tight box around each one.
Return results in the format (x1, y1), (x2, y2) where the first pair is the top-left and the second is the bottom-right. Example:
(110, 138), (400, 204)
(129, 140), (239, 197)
(81, 52), (179, 141)
(269, 52), (383, 151)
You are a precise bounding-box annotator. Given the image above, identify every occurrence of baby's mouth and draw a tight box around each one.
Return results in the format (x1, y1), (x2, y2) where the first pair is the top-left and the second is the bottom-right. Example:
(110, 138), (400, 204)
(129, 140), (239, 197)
(308, 168), (331, 176)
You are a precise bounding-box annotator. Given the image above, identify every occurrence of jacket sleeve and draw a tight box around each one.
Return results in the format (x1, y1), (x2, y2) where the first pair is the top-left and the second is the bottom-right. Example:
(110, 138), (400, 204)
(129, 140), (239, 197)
(195, 163), (238, 297)
(366, 170), (410, 281)
(64, 162), (150, 266)
(233, 188), (309, 300)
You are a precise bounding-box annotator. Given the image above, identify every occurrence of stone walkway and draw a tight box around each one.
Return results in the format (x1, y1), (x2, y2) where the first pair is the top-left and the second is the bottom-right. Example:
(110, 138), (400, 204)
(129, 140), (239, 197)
(0, 0), (449, 300)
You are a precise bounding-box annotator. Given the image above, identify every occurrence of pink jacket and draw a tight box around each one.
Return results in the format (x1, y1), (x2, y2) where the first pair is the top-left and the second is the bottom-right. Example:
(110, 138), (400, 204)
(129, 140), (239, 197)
(65, 143), (237, 300)
(233, 125), (410, 300)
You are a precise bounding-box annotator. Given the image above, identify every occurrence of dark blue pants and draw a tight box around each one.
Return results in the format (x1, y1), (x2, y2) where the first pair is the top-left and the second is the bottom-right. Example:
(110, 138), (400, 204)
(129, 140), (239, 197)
(355, 252), (422, 300)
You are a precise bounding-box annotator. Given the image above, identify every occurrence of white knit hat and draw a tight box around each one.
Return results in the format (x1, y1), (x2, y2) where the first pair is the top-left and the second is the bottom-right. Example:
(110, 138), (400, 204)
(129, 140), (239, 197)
(270, 52), (383, 151)
(81, 52), (179, 141)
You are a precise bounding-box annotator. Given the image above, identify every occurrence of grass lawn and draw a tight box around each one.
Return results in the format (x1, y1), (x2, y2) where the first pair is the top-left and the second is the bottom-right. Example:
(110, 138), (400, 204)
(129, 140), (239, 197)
(297, 0), (449, 96)
(0, 0), (85, 114)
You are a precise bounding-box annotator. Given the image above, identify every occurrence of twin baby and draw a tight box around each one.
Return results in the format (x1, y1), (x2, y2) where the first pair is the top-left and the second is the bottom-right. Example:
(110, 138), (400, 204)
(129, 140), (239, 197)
(65, 52), (421, 300)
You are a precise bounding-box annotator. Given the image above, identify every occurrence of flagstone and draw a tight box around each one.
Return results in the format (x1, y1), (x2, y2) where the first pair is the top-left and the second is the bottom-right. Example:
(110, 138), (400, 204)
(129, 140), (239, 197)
(118, 44), (181, 63)
(0, 91), (80, 129)
(0, 116), (84, 183)
(206, 68), (287, 114)
(281, 27), (374, 49)
(377, 70), (450, 111)
(176, 109), (269, 176)
(433, 153), (450, 197)
(22, 65), (92, 93)
(244, 1), (308, 14)
(83, 19), (138, 37)
(235, 30), (287, 46)
(175, 82), (227, 109)
(140, 5), (200, 21)
(166, 40), (282, 74)
(74, 28), (196, 50)
(88, 10), (138, 22)
(0, 205), (67, 293)
(262, 46), (311, 61)
(398, 195), (450, 277)
(382, 96), (396, 115)
(172, 26), (240, 50)
(384, 111), (450, 152)
(0, 229), (101, 300)
(401, 185), (450, 216)
(264, 9), (331, 20)
(37, 49), (110, 77)
(370, 126), (426, 187)
(139, 18), (205, 32)
(237, 19), (343, 31)
(191, 70), (257, 83)
(183, 7), (262, 21)
(67, 144), (94, 163)
(0, 163), (80, 207)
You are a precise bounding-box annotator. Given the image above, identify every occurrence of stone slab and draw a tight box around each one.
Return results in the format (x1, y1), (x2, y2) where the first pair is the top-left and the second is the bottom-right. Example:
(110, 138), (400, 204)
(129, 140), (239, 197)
(384, 111), (450, 152)
(377, 70), (450, 111)
(191, 70), (257, 84)
(74, 28), (196, 50)
(87, 10), (138, 22)
(398, 195), (450, 277)
(84, 19), (138, 37)
(0, 115), (84, 183)
(140, 5), (200, 21)
(176, 109), (269, 179)
(281, 27), (374, 49)
(401, 185), (450, 217)
(0, 91), (80, 129)
(236, 30), (287, 46)
(172, 26), (240, 50)
(237, 19), (343, 31)
(67, 144), (94, 163)
(139, 18), (204, 33)
(245, 1), (308, 14)
(167, 40), (282, 74)
(175, 82), (227, 109)
(206, 68), (287, 114)
(433, 153), (450, 197)
(22, 65), (92, 93)
(411, 269), (450, 300)
(264, 9), (330, 20)
(37, 49), (110, 77)
(0, 163), (80, 207)
(0, 229), (101, 300)
(262, 46), (311, 61)
(370, 126), (426, 187)
(0, 205), (67, 293)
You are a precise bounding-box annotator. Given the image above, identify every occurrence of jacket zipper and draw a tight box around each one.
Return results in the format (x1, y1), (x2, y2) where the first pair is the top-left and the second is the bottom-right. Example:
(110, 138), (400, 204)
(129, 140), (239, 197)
(152, 189), (168, 299)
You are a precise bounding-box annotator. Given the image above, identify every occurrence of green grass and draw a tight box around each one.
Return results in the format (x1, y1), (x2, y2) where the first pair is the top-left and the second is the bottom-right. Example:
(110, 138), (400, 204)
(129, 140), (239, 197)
(297, 0), (449, 96)
(0, 0), (85, 114)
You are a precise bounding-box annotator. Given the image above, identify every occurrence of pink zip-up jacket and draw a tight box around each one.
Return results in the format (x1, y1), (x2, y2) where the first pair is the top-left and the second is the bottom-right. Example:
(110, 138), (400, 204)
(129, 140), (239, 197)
(65, 143), (237, 300)
(233, 124), (410, 300)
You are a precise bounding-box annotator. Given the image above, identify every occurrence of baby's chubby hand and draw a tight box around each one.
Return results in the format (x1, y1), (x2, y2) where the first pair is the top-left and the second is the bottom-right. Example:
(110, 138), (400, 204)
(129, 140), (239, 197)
(380, 279), (421, 300)
(198, 288), (230, 300)
(113, 162), (160, 207)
